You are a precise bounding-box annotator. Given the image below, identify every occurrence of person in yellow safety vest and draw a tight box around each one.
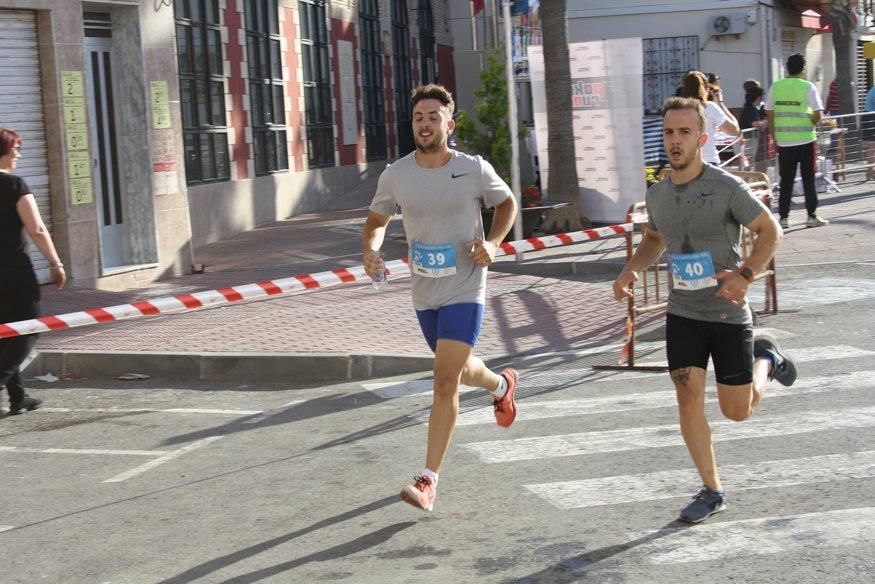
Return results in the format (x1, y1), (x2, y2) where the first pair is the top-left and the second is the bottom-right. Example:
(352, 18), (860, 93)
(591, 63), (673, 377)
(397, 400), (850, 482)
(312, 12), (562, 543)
(765, 53), (829, 230)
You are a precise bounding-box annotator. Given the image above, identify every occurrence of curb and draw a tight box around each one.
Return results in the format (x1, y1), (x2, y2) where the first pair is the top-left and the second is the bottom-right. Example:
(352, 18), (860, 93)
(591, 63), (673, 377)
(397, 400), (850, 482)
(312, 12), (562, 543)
(25, 350), (434, 384)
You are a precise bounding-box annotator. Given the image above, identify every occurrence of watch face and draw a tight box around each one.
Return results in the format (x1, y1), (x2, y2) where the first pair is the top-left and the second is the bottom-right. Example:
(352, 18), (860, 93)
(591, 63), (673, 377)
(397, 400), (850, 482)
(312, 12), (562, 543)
(740, 267), (754, 281)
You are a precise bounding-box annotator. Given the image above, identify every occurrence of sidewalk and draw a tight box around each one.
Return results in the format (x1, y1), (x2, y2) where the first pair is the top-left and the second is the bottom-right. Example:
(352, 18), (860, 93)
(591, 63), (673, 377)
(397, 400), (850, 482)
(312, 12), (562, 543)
(29, 177), (875, 382)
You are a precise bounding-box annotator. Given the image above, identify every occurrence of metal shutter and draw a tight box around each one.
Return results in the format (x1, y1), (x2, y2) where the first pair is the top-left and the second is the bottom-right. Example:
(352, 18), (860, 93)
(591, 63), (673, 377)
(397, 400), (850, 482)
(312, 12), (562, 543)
(0, 10), (52, 283)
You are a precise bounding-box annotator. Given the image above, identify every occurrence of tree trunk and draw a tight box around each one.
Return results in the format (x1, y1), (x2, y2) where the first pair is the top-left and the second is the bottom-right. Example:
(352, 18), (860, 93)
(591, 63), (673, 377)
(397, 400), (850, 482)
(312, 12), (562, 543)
(540, 0), (586, 231)
(830, 5), (857, 120)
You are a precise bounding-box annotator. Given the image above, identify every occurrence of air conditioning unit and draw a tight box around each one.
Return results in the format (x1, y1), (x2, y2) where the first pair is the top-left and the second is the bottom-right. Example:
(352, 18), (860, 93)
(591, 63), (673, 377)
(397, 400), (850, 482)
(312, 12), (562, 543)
(709, 14), (747, 36)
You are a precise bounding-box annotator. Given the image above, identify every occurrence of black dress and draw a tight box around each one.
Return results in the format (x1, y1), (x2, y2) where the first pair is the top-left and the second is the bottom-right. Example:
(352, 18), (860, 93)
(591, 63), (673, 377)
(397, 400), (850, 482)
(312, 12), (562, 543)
(0, 172), (40, 405)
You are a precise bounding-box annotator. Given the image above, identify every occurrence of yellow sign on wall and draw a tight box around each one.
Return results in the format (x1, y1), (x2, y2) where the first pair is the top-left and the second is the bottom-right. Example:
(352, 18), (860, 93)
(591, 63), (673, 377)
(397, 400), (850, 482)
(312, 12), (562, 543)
(865, 42), (875, 60)
(150, 81), (172, 129)
(70, 177), (93, 205)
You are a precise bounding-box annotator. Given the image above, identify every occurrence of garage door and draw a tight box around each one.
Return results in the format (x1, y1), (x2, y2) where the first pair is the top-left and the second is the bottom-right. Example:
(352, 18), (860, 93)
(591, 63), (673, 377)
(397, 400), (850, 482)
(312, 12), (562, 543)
(0, 10), (52, 283)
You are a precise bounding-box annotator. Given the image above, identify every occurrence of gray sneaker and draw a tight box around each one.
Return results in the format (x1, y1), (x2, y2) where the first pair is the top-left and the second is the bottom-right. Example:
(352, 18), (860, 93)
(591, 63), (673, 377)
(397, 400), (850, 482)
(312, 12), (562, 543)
(754, 334), (797, 386)
(806, 214), (829, 228)
(779, 217), (789, 230)
(679, 487), (727, 523)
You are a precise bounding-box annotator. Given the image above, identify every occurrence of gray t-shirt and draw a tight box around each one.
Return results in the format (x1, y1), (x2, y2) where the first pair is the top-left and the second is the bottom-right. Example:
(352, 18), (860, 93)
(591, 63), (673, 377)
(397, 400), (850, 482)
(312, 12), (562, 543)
(370, 150), (512, 310)
(646, 164), (769, 324)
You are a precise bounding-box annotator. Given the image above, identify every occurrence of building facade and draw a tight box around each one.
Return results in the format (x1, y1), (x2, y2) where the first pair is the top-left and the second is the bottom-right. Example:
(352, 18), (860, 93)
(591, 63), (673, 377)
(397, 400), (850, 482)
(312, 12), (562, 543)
(0, 0), (454, 290)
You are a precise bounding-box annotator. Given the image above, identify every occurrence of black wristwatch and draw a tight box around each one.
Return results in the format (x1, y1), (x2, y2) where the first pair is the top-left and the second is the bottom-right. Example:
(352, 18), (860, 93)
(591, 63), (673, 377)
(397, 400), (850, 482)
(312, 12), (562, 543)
(738, 266), (755, 282)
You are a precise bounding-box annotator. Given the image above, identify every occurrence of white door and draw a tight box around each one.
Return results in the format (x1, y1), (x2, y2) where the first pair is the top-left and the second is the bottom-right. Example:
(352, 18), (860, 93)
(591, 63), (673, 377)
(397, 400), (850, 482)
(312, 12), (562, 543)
(0, 10), (52, 282)
(85, 36), (128, 269)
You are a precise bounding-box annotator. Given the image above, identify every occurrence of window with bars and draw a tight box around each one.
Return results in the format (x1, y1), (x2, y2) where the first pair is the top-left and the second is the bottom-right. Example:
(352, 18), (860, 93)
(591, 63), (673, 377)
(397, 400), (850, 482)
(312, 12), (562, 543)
(174, 0), (230, 183)
(418, 0), (435, 85)
(300, 0), (334, 168)
(642, 36), (699, 115)
(359, 0), (387, 161)
(393, 0), (414, 156)
(245, 0), (288, 174)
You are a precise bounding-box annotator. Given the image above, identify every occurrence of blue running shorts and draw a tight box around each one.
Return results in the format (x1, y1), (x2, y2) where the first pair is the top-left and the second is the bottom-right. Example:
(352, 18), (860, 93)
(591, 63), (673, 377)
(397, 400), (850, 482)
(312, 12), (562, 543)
(415, 302), (484, 352)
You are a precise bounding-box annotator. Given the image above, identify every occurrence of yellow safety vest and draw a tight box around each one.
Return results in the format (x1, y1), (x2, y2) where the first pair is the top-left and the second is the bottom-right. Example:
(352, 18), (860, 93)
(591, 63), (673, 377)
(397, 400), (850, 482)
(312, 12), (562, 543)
(771, 77), (816, 145)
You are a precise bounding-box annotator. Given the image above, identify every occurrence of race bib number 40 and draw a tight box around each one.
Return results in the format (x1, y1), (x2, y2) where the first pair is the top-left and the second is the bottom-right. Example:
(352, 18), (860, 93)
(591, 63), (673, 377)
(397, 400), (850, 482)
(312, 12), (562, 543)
(668, 251), (718, 290)
(412, 241), (457, 278)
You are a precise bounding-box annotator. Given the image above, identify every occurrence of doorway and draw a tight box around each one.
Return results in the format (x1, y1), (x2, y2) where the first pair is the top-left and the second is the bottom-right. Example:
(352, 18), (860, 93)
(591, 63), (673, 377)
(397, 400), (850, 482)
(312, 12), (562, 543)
(85, 30), (129, 269)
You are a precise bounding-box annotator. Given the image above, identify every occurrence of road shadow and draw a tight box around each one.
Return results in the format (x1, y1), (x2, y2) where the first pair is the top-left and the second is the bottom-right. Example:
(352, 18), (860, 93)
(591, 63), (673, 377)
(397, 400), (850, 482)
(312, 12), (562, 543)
(505, 520), (692, 583)
(156, 495), (402, 584)
(160, 390), (383, 447)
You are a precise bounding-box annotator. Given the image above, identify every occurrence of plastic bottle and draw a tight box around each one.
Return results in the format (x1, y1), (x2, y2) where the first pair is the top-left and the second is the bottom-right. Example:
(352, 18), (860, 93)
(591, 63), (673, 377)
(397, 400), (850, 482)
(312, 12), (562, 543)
(370, 250), (388, 291)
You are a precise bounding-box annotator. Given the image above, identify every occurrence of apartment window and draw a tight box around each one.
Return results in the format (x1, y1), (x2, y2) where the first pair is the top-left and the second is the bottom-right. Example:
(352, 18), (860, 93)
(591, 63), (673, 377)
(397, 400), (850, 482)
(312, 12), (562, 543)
(642, 36), (699, 115)
(300, 0), (333, 168)
(418, 0), (435, 85)
(175, 0), (230, 183)
(392, 0), (414, 156)
(245, 0), (288, 174)
(360, 0), (387, 160)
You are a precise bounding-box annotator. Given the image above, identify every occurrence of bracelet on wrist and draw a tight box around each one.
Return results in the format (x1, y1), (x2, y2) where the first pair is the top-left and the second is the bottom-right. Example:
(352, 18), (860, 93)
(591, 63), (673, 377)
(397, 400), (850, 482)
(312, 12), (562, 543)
(51, 262), (64, 269)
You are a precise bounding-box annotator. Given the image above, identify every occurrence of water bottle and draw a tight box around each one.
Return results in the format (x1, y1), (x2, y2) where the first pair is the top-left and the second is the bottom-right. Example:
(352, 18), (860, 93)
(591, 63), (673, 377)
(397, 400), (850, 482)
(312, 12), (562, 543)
(370, 250), (388, 291)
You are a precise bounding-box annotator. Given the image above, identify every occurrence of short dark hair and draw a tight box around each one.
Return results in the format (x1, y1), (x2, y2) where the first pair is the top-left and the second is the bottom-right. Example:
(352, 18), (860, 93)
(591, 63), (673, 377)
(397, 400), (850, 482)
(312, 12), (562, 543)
(0, 127), (21, 157)
(743, 79), (761, 94)
(411, 84), (455, 115)
(744, 86), (764, 105)
(787, 53), (806, 75)
(662, 96), (706, 132)
(707, 72), (720, 84)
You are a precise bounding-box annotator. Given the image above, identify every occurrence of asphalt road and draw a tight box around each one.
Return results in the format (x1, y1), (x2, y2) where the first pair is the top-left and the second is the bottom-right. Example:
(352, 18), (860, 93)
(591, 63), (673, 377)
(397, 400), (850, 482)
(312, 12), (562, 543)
(1, 260), (874, 583)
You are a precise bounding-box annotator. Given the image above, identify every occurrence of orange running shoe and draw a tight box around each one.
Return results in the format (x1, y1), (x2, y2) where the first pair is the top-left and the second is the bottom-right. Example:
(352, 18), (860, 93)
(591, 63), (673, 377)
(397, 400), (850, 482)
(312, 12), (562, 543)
(493, 368), (518, 428)
(400, 475), (436, 511)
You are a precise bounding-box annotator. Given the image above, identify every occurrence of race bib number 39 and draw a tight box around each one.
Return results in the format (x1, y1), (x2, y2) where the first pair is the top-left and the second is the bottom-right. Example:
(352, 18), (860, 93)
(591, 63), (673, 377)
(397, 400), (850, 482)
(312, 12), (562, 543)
(668, 251), (718, 290)
(412, 241), (457, 278)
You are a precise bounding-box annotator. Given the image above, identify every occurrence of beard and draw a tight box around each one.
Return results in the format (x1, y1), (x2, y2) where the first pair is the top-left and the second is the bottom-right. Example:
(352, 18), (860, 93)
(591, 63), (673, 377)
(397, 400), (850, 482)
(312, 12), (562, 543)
(415, 132), (444, 153)
(668, 149), (699, 171)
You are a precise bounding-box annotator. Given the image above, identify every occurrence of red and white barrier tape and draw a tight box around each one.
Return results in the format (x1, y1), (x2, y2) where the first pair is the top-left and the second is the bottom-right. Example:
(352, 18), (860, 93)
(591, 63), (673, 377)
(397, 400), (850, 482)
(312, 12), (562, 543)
(0, 222), (634, 339)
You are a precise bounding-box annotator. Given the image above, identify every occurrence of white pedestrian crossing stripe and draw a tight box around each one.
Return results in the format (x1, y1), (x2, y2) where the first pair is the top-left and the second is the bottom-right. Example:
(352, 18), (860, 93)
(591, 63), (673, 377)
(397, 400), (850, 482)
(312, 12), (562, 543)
(364, 343), (871, 401)
(614, 507), (875, 566)
(526, 450), (875, 509)
(462, 406), (875, 463)
(437, 369), (875, 427)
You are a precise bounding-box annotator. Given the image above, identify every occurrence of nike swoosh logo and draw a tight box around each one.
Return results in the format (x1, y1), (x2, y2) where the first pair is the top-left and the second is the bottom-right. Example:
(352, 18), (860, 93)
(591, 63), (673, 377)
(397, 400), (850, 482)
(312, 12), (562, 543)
(451, 173), (468, 179)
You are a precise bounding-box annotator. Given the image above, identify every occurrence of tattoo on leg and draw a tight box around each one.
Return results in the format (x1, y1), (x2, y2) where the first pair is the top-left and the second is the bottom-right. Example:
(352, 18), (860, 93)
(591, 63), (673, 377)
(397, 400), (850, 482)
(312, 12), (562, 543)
(671, 367), (693, 387)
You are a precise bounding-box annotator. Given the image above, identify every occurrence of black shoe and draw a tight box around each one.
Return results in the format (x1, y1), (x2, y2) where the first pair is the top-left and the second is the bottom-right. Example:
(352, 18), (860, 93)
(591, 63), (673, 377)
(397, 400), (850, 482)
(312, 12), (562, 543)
(9, 395), (42, 415)
(754, 334), (797, 386)
(679, 487), (727, 524)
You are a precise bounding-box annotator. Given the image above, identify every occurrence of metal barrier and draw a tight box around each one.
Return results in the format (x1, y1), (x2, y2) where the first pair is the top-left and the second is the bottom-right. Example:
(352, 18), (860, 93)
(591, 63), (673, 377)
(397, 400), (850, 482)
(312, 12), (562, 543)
(718, 112), (875, 187)
(593, 172), (779, 372)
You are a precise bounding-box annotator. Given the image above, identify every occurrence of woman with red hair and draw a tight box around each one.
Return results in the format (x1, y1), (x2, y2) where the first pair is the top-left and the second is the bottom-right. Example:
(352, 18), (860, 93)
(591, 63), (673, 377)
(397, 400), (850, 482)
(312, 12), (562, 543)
(0, 127), (65, 415)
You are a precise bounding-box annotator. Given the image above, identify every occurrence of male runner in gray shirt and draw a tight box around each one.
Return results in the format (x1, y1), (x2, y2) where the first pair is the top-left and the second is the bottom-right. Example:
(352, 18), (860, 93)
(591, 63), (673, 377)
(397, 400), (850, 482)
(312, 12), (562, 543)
(362, 84), (519, 512)
(613, 97), (797, 523)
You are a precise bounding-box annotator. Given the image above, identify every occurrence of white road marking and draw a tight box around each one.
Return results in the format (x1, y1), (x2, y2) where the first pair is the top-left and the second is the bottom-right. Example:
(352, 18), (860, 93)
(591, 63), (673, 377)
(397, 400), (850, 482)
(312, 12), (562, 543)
(0, 446), (164, 456)
(102, 437), (223, 483)
(623, 508), (875, 566)
(0, 526), (15, 533)
(241, 400), (304, 424)
(439, 369), (875, 427)
(526, 450), (875, 509)
(40, 407), (263, 416)
(362, 379), (479, 399)
(748, 277), (875, 308)
(462, 406), (875, 463)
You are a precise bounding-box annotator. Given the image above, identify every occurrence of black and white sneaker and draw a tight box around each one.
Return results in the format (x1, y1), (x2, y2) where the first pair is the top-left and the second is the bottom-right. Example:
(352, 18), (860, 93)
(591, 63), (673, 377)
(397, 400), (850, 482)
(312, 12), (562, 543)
(754, 334), (797, 386)
(679, 487), (727, 524)
(8, 395), (42, 415)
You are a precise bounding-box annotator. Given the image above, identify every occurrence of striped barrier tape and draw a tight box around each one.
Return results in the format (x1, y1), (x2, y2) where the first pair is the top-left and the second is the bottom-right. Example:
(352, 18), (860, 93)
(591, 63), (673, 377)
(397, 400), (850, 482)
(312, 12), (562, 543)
(0, 222), (635, 339)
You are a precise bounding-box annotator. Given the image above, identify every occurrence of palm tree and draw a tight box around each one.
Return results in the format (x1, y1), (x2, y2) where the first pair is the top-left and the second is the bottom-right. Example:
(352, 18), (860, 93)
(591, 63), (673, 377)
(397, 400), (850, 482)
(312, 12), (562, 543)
(540, 0), (586, 230)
